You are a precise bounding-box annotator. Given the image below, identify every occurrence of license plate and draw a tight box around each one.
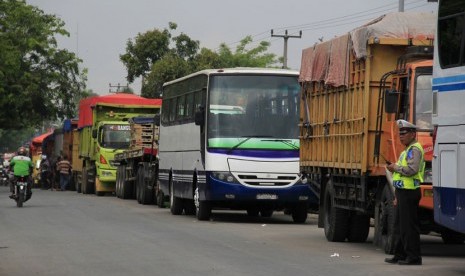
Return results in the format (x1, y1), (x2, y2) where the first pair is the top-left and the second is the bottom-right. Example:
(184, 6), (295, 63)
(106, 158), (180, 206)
(256, 194), (278, 200)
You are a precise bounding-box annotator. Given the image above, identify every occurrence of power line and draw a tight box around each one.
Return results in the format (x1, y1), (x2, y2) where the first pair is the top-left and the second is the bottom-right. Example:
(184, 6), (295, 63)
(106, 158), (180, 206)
(217, 0), (430, 51)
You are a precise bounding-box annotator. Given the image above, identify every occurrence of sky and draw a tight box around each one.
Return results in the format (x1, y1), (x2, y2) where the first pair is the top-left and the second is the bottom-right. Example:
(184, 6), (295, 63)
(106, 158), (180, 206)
(26, 0), (438, 95)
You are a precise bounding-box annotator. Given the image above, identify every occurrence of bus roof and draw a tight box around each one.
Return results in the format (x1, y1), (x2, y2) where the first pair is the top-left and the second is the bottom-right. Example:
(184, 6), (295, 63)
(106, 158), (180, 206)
(162, 67), (299, 87)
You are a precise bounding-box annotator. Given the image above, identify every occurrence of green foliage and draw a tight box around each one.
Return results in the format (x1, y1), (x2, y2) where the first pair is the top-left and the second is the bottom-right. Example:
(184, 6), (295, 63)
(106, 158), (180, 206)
(0, 128), (36, 153)
(0, 0), (87, 129)
(120, 23), (278, 98)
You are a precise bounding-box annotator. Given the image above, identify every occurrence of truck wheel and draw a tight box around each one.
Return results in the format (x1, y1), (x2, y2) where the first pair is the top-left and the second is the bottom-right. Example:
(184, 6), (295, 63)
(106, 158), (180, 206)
(347, 211), (370, 242)
(374, 185), (396, 254)
(136, 166), (142, 203)
(194, 187), (211, 221)
(291, 203), (308, 223)
(82, 166), (88, 194)
(323, 181), (349, 242)
(441, 228), (465, 244)
(86, 166), (95, 194)
(121, 167), (132, 199)
(76, 172), (82, 193)
(170, 179), (183, 215)
(115, 166), (121, 198)
(138, 164), (154, 205)
(156, 181), (165, 208)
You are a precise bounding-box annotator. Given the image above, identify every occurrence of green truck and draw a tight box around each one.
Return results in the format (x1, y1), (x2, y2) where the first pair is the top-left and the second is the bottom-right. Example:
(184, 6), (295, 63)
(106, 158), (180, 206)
(76, 93), (162, 196)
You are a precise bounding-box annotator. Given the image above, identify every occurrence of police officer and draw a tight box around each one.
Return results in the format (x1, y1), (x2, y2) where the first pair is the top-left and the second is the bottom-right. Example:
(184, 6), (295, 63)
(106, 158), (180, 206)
(385, 119), (424, 265)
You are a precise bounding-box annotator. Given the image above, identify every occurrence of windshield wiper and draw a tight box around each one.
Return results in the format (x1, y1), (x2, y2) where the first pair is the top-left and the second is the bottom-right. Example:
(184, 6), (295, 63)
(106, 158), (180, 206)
(226, 135), (273, 154)
(261, 139), (299, 150)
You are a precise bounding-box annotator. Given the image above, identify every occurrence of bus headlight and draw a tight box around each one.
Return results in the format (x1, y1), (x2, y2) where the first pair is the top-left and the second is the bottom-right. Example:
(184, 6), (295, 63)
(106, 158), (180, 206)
(210, 172), (239, 184)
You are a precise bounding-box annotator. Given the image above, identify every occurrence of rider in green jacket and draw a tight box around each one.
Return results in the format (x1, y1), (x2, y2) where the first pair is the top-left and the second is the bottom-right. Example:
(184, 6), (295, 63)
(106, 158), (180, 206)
(9, 147), (33, 198)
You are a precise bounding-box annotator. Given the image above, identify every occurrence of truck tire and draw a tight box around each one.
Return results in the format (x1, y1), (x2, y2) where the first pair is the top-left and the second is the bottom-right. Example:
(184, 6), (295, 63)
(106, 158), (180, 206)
(323, 181), (349, 242)
(121, 166), (132, 199)
(115, 166), (121, 198)
(83, 166), (95, 194)
(156, 180), (165, 208)
(82, 166), (88, 194)
(76, 172), (82, 193)
(194, 187), (211, 221)
(291, 203), (308, 223)
(170, 179), (183, 215)
(374, 185), (396, 254)
(347, 211), (370, 242)
(138, 164), (154, 205)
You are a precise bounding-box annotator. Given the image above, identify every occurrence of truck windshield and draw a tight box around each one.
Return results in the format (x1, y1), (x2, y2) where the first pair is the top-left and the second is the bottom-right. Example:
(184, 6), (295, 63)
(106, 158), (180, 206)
(415, 74), (433, 130)
(207, 74), (300, 149)
(100, 124), (131, 149)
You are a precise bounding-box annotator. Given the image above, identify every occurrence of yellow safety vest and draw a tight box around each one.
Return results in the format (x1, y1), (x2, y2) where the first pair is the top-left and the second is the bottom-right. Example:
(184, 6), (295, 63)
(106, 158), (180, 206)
(392, 142), (425, 190)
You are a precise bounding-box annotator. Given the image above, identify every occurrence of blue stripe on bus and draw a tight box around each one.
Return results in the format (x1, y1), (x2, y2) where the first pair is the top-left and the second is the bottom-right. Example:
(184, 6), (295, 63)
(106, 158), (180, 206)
(433, 82), (465, 92)
(208, 149), (299, 158)
(433, 75), (465, 85)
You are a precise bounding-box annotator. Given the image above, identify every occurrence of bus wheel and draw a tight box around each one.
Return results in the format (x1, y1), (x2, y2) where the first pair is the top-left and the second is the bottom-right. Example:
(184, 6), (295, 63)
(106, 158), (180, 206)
(194, 187), (211, 221)
(441, 228), (465, 244)
(247, 208), (259, 217)
(374, 185), (396, 254)
(291, 203), (308, 223)
(170, 180), (183, 215)
(260, 209), (274, 218)
(323, 181), (349, 242)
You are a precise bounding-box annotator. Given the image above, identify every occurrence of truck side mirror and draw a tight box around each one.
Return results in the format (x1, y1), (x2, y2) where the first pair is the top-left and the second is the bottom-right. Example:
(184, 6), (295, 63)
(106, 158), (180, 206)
(194, 107), (205, 126)
(153, 114), (160, 126)
(92, 129), (97, 139)
(385, 89), (400, 114)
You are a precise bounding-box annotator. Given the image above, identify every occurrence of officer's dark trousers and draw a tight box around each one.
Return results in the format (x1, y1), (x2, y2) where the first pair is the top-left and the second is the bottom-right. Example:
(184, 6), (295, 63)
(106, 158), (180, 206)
(393, 188), (422, 261)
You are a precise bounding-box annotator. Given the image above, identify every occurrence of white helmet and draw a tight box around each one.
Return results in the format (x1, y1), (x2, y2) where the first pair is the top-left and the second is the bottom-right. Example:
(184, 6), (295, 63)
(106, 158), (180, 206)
(396, 119), (417, 130)
(41, 155), (47, 160)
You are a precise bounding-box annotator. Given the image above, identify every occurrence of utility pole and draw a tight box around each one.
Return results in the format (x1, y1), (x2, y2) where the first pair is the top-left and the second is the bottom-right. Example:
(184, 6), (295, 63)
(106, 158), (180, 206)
(271, 29), (302, 69)
(399, 0), (404, 12)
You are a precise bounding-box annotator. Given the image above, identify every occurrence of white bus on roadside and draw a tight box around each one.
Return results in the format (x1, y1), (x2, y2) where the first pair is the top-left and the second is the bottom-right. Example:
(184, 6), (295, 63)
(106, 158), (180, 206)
(158, 68), (317, 222)
(432, 0), (465, 234)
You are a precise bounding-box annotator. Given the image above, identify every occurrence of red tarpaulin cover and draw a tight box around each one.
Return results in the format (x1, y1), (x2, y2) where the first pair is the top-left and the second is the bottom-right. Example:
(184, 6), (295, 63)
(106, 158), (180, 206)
(78, 93), (162, 128)
(32, 131), (53, 144)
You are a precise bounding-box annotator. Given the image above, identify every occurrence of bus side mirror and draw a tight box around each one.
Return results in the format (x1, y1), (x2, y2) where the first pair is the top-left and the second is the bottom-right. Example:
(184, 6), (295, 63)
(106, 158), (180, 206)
(385, 89), (400, 114)
(92, 129), (97, 139)
(194, 108), (205, 126)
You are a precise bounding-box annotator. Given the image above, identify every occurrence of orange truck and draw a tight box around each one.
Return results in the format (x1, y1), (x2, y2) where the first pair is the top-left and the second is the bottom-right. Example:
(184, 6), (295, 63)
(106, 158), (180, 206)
(299, 12), (464, 252)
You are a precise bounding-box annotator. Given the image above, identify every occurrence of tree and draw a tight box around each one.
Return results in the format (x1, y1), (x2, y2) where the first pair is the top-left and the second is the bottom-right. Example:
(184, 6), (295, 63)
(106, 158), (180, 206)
(120, 23), (174, 83)
(0, 0), (87, 129)
(140, 34), (278, 98)
(121, 23), (279, 98)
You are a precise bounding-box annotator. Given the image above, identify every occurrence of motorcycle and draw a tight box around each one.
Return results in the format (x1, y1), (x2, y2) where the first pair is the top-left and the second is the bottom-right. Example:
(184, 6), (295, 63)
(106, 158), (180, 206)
(11, 176), (31, 207)
(0, 165), (8, 186)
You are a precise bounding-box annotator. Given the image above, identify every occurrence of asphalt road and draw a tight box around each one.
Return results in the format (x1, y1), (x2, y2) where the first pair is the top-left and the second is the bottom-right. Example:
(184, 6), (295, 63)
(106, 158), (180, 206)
(0, 186), (464, 276)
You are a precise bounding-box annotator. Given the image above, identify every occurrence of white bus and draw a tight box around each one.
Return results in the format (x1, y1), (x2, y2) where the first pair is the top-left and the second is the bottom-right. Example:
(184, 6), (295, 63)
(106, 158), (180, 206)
(158, 68), (317, 222)
(432, 0), (465, 234)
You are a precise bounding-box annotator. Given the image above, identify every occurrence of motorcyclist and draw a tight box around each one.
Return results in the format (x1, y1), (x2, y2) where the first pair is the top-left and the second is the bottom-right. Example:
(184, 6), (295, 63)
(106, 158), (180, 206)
(9, 147), (33, 199)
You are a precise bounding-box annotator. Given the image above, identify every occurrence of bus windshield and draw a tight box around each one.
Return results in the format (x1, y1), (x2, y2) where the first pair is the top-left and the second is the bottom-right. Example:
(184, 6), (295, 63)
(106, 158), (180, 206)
(100, 124), (131, 149)
(207, 74), (300, 150)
